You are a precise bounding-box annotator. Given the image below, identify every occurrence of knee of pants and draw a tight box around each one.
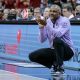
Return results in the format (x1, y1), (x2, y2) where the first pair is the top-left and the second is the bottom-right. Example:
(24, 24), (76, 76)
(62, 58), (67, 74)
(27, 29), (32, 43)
(53, 37), (62, 46)
(29, 52), (37, 62)
(29, 53), (34, 61)
(64, 52), (74, 61)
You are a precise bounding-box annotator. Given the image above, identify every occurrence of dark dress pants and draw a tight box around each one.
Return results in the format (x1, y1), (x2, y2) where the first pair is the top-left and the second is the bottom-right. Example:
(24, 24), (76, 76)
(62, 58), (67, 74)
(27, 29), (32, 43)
(29, 37), (74, 68)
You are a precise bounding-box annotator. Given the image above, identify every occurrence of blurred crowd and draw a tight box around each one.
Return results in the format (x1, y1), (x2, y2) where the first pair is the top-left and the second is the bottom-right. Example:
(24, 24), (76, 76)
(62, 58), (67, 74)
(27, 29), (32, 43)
(0, 0), (80, 21)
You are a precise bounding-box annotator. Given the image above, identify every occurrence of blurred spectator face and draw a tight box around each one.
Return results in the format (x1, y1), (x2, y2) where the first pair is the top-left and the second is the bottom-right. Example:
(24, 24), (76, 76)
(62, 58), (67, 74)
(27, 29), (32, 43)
(27, 8), (33, 20)
(16, 0), (30, 8)
(43, 7), (50, 20)
(23, 0), (30, 6)
(3, 13), (8, 20)
(62, 8), (69, 17)
(0, 0), (2, 7)
(3, 9), (10, 20)
(28, 9), (33, 17)
(8, 9), (17, 20)
(75, 5), (80, 15)
(16, 8), (22, 20)
(16, 8), (22, 17)
(21, 8), (28, 19)
(50, 5), (61, 20)
(0, 0), (5, 9)
(16, 8), (22, 14)
(34, 7), (41, 18)
(10, 9), (16, 14)
(0, 11), (3, 20)
(4, 9), (10, 14)
(62, 6), (74, 19)
(4, 0), (16, 9)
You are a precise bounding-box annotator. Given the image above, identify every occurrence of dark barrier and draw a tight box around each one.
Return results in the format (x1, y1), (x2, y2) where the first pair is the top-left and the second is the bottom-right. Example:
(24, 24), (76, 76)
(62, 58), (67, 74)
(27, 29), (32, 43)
(0, 20), (80, 63)
(0, 19), (80, 25)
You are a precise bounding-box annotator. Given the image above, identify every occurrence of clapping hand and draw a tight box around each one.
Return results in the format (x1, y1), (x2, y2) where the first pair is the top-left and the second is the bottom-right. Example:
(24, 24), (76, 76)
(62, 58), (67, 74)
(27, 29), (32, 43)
(35, 16), (46, 29)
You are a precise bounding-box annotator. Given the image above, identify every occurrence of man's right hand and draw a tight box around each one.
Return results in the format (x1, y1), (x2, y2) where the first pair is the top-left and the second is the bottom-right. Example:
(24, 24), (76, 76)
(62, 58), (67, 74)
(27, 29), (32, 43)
(35, 16), (46, 29)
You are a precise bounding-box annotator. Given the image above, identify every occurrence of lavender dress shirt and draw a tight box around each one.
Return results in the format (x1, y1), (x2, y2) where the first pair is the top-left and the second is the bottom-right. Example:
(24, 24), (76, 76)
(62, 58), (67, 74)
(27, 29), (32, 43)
(39, 16), (75, 53)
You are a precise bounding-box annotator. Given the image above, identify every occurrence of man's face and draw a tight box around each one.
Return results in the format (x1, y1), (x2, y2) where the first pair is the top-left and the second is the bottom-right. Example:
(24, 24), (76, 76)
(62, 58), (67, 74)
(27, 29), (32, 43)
(75, 8), (80, 15)
(62, 8), (68, 16)
(50, 8), (60, 20)
(34, 9), (40, 18)
(43, 8), (50, 18)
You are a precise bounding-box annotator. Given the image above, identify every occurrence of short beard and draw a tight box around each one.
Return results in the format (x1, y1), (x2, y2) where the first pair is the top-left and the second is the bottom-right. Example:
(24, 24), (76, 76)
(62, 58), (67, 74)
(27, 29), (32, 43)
(51, 15), (60, 22)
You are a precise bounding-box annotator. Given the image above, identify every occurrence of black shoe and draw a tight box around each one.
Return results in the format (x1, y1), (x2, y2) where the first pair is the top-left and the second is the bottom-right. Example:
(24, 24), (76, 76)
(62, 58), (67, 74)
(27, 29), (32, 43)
(54, 65), (64, 74)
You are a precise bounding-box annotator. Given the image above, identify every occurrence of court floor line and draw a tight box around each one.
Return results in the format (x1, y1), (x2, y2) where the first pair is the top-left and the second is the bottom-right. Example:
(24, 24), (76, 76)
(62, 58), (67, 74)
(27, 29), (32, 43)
(3, 62), (45, 68)
(0, 70), (48, 80)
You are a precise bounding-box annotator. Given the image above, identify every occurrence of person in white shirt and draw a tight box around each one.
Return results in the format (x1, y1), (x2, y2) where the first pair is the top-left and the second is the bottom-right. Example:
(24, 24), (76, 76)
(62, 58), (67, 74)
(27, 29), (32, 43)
(62, 5), (74, 19)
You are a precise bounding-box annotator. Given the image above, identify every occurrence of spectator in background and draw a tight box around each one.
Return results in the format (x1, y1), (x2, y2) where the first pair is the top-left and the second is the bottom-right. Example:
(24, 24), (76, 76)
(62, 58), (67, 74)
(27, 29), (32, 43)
(21, 8), (34, 20)
(16, 0), (30, 9)
(4, 0), (16, 9)
(0, 0), (5, 9)
(7, 9), (17, 20)
(75, 5), (80, 16)
(71, 5), (80, 20)
(16, 8), (22, 20)
(32, 7), (44, 20)
(0, 9), (3, 20)
(3, 9), (10, 20)
(27, 8), (34, 20)
(48, 0), (62, 8)
(40, 0), (48, 10)
(3, 12), (8, 20)
(43, 7), (50, 21)
(62, 5), (74, 19)
(30, 0), (41, 8)
(62, 0), (76, 16)
(21, 8), (28, 19)
(68, 0), (76, 10)
(3, 8), (10, 14)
